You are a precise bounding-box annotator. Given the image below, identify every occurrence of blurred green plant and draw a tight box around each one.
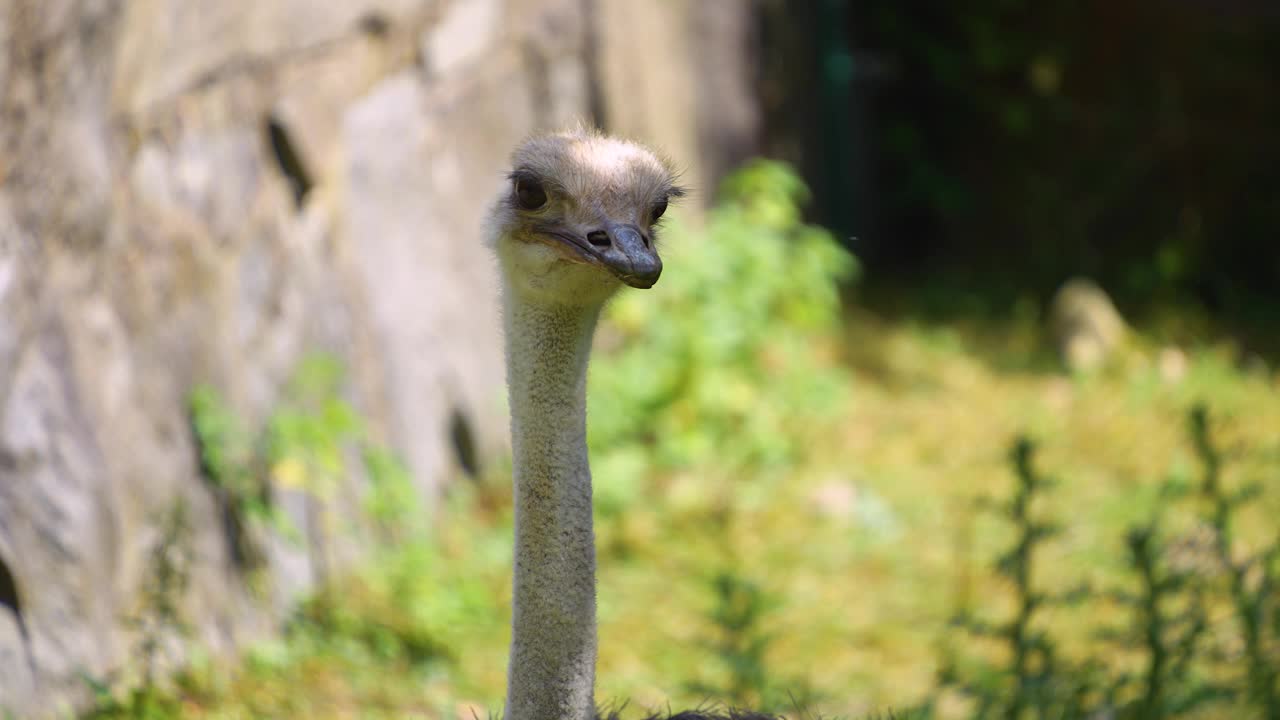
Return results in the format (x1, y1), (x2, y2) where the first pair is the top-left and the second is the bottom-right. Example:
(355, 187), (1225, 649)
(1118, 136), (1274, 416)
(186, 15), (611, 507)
(267, 355), (361, 506)
(1102, 521), (1217, 717)
(291, 547), (453, 669)
(589, 159), (858, 513)
(189, 384), (276, 572)
(189, 354), (406, 586)
(71, 154), (1280, 719)
(361, 445), (423, 545)
(92, 355), (438, 718)
(232, 482), (509, 717)
(934, 438), (1094, 720)
(686, 571), (816, 712)
(924, 407), (1280, 720)
(1190, 406), (1280, 718)
(267, 355), (364, 584)
(85, 501), (194, 720)
(689, 572), (773, 706)
(587, 159), (853, 711)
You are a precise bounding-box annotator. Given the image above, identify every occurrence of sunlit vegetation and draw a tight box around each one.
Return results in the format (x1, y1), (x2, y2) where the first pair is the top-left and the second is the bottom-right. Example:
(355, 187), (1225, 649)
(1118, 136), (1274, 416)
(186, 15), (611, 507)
(85, 163), (1279, 719)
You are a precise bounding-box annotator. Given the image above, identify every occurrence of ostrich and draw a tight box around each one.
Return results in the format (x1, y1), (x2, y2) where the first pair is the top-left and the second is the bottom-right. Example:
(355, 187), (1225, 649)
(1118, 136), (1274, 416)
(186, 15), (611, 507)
(487, 129), (776, 720)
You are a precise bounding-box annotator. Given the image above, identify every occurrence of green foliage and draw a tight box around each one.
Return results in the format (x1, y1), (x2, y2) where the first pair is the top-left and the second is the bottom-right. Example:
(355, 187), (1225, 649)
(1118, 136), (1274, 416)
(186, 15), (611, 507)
(362, 445), (423, 544)
(189, 354), (407, 582)
(71, 159), (1280, 720)
(130, 501), (196, 687)
(687, 572), (813, 712)
(925, 407), (1280, 719)
(83, 680), (185, 720)
(189, 384), (276, 570)
(588, 160), (856, 706)
(589, 159), (858, 495)
(293, 532), (500, 667)
(1189, 407), (1280, 717)
(935, 439), (1088, 720)
(267, 355), (362, 507)
(85, 502), (194, 720)
(267, 355), (367, 583)
(188, 386), (255, 507)
(91, 355), (438, 719)
(689, 572), (774, 706)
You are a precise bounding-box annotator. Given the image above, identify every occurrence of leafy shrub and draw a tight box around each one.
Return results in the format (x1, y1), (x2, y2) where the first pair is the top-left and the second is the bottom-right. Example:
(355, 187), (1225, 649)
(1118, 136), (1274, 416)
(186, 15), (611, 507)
(189, 355), (415, 582)
(267, 355), (362, 511)
(588, 160), (858, 512)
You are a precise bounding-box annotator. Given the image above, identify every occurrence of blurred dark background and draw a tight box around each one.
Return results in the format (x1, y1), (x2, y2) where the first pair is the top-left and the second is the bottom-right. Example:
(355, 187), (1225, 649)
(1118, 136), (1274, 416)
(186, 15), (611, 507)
(759, 0), (1280, 330)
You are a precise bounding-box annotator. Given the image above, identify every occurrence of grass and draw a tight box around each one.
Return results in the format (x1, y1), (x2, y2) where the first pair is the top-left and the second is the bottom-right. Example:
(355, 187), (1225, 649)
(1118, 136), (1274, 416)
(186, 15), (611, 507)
(86, 308), (1280, 719)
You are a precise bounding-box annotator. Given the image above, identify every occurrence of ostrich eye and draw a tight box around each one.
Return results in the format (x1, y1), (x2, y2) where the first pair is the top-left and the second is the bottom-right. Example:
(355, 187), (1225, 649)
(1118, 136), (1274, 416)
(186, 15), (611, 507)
(515, 176), (548, 210)
(651, 197), (668, 221)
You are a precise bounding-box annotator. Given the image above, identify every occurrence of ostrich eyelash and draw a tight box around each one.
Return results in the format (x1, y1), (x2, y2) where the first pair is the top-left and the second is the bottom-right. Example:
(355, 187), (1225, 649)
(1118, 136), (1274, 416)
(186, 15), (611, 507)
(664, 184), (689, 200)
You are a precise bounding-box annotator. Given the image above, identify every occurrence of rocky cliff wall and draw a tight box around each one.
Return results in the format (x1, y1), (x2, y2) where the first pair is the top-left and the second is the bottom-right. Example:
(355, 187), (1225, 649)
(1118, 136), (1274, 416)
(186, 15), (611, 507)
(0, 0), (757, 714)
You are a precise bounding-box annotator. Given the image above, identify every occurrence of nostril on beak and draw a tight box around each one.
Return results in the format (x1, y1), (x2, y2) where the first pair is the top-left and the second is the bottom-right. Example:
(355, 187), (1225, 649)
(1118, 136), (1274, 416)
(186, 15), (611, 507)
(586, 230), (611, 247)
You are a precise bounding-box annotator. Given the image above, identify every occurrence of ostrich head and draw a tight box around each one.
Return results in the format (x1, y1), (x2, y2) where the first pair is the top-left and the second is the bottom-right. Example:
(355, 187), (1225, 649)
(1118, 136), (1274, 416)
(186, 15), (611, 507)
(488, 130), (685, 305)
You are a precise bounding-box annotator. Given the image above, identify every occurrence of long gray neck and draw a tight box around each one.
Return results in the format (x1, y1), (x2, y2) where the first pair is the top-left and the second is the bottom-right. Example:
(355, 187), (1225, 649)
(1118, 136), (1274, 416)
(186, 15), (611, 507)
(502, 294), (602, 720)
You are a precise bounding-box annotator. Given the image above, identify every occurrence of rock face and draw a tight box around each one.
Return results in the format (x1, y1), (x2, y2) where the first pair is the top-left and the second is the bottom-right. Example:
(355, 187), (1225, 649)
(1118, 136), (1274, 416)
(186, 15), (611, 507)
(0, 0), (758, 714)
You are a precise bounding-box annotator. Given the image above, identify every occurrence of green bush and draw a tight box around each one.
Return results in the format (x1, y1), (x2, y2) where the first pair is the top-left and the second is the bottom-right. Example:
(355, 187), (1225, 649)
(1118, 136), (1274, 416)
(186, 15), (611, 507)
(588, 159), (858, 512)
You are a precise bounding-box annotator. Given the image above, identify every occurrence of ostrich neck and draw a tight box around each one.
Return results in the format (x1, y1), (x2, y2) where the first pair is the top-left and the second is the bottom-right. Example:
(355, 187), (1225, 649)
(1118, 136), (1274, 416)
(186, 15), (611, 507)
(503, 295), (602, 720)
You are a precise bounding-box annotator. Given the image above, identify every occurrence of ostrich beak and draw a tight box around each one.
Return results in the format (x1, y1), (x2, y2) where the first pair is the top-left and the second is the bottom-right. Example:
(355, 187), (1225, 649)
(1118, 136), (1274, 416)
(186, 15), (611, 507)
(597, 224), (662, 289)
(534, 223), (663, 288)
